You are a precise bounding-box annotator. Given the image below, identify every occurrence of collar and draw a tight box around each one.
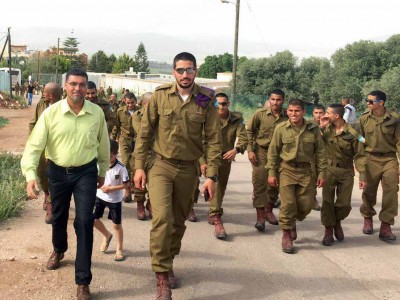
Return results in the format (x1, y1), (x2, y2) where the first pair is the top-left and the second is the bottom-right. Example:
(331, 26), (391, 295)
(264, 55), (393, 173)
(109, 159), (119, 169)
(61, 99), (95, 115)
(167, 82), (199, 97)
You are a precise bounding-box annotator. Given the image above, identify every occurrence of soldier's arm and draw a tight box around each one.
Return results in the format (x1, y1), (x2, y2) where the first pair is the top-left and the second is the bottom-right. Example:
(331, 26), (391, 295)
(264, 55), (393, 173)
(314, 128), (327, 181)
(395, 119), (400, 160)
(111, 111), (121, 140)
(246, 112), (259, 152)
(204, 104), (222, 177)
(235, 119), (248, 154)
(28, 105), (40, 133)
(352, 137), (367, 184)
(266, 127), (282, 178)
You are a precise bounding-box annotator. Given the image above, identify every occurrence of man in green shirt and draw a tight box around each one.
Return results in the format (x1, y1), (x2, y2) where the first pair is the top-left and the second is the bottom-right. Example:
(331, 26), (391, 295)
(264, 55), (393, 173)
(21, 68), (110, 300)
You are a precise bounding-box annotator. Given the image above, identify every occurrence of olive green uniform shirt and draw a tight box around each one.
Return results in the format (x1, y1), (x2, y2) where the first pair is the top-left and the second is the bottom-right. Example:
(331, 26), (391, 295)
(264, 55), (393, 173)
(93, 97), (117, 132)
(21, 99), (110, 181)
(358, 109), (400, 156)
(134, 83), (222, 176)
(246, 107), (288, 152)
(267, 119), (327, 179)
(29, 97), (49, 133)
(322, 123), (367, 181)
(111, 106), (136, 140)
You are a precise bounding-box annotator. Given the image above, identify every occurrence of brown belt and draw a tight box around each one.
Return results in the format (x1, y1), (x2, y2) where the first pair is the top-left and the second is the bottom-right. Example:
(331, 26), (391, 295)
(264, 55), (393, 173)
(328, 160), (353, 169)
(155, 153), (196, 166)
(282, 161), (311, 168)
(369, 152), (396, 157)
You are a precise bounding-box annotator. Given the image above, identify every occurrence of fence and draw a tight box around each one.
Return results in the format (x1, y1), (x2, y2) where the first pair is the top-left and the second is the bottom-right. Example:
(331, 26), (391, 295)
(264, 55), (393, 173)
(0, 72), (10, 92)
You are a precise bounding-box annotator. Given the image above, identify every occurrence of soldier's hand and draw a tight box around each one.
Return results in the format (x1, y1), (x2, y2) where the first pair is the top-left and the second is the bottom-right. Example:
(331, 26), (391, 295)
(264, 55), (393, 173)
(317, 178), (326, 188)
(134, 169), (146, 190)
(359, 181), (367, 190)
(202, 179), (216, 199)
(223, 149), (237, 161)
(268, 176), (278, 187)
(200, 164), (208, 177)
(26, 180), (40, 199)
(97, 176), (105, 188)
(248, 151), (257, 165)
(319, 115), (329, 128)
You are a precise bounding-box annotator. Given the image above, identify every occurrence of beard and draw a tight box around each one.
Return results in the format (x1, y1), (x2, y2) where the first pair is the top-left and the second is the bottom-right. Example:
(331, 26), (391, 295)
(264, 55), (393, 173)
(176, 77), (194, 89)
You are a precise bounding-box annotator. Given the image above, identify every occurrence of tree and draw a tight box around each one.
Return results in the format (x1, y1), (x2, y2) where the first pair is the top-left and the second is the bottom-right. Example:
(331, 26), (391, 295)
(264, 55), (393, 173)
(88, 51), (110, 73)
(107, 54), (117, 73)
(112, 53), (134, 73)
(133, 42), (149, 72)
(198, 53), (236, 79)
(63, 37), (82, 68)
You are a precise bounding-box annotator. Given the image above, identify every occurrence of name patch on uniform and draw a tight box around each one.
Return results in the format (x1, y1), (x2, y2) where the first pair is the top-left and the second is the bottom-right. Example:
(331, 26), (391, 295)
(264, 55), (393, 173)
(115, 174), (120, 180)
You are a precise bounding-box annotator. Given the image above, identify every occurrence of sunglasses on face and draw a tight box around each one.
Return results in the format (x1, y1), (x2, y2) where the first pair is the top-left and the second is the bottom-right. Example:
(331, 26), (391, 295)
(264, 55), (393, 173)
(365, 99), (381, 104)
(215, 102), (228, 107)
(174, 67), (196, 74)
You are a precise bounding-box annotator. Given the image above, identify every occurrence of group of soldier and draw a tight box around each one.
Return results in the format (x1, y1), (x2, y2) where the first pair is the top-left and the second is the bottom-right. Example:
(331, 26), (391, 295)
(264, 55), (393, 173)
(22, 51), (400, 300)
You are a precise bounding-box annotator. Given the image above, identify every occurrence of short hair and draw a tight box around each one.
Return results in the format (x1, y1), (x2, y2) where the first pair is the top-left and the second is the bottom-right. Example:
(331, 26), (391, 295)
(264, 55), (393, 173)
(368, 90), (386, 102)
(110, 93), (117, 97)
(215, 92), (229, 101)
(66, 68), (88, 81)
(269, 89), (285, 99)
(341, 97), (350, 104)
(173, 52), (197, 69)
(87, 81), (97, 90)
(45, 82), (62, 99)
(329, 104), (345, 118)
(125, 89), (130, 93)
(124, 92), (137, 101)
(288, 98), (305, 110)
(313, 104), (325, 112)
(110, 139), (119, 155)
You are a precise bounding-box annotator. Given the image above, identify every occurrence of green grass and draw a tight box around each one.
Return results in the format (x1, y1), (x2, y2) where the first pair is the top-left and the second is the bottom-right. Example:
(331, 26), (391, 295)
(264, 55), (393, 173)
(0, 152), (27, 222)
(0, 116), (9, 128)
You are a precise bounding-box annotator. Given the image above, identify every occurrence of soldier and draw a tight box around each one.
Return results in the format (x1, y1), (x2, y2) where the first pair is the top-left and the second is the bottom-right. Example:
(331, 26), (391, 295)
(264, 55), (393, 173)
(109, 93), (119, 113)
(85, 81), (117, 134)
(359, 90), (400, 242)
(28, 82), (62, 224)
(267, 99), (327, 254)
(106, 86), (113, 99)
(319, 104), (367, 246)
(97, 86), (105, 99)
(15, 82), (21, 96)
(130, 92), (153, 220)
(247, 89), (287, 232)
(112, 93), (138, 203)
(134, 52), (221, 299)
(200, 92), (247, 239)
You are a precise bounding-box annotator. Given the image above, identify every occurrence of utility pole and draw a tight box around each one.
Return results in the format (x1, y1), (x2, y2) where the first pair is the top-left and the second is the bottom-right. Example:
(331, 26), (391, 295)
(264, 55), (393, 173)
(8, 27), (13, 99)
(37, 51), (41, 84)
(55, 37), (60, 83)
(232, 0), (240, 104)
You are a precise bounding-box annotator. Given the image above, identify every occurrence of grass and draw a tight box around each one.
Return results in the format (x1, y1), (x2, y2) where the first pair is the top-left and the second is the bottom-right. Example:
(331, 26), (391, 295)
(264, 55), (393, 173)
(0, 152), (27, 223)
(0, 116), (9, 128)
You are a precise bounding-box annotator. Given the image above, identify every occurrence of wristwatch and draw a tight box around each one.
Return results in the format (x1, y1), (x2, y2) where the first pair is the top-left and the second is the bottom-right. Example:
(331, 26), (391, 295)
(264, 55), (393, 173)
(207, 175), (218, 182)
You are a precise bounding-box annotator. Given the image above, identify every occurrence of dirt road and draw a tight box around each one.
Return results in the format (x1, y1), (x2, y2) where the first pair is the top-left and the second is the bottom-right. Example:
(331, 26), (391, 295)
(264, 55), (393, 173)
(1, 99), (400, 299)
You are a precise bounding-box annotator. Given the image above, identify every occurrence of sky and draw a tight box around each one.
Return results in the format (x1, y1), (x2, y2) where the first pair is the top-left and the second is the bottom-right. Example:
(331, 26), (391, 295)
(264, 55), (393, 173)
(1, 0), (400, 62)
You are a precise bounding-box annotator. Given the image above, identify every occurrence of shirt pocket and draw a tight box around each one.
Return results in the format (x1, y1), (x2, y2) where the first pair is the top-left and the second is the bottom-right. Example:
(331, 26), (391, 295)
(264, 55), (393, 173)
(302, 135), (315, 153)
(382, 123), (395, 135)
(158, 108), (174, 129)
(188, 112), (205, 134)
(282, 137), (295, 153)
(86, 129), (98, 148)
(338, 136), (352, 151)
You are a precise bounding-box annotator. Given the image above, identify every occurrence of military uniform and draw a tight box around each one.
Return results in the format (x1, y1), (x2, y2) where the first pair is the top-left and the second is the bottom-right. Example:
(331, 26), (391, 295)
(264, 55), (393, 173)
(93, 98), (117, 134)
(247, 107), (288, 208)
(321, 123), (366, 227)
(135, 82), (222, 272)
(200, 111), (247, 217)
(267, 120), (326, 230)
(106, 87), (112, 99)
(358, 109), (400, 225)
(112, 106), (137, 174)
(15, 82), (20, 96)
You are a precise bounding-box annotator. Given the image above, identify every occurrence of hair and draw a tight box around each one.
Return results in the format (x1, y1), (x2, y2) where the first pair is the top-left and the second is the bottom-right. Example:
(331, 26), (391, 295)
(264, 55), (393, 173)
(124, 92), (137, 101)
(173, 52), (197, 69)
(110, 139), (119, 155)
(288, 98), (305, 110)
(329, 104), (345, 118)
(368, 90), (386, 102)
(66, 68), (88, 81)
(269, 89), (285, 99)
(110, 93), (117, 97)
(125, 89), (130, 93)
(313, 104), (325, 112)
(341, 97), (350, 104)
(87, 81), (97, 90)
(215, 92), (229, 101)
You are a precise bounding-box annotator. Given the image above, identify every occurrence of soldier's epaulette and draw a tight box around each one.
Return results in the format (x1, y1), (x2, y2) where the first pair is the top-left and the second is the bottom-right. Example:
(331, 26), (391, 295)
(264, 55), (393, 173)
(275, 121), (287, 130)
(231, 111), (243, 121)
(198, 86), (215, 99)
(195, 86), (215, 108)
(306, 120), (319, 130)
(155, 83), (173, 91)
(346, 126), (359, 139)
(116, 106), (124, 112)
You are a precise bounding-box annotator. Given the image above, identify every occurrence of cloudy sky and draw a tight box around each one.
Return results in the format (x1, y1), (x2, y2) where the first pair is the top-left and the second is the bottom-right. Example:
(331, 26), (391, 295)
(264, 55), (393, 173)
(1, 0), (400, 61)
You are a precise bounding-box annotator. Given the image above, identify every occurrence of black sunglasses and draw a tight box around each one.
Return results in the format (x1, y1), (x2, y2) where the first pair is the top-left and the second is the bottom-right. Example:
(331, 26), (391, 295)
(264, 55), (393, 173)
(218, 102), (229, 107)
(174, 67), (196, 74)
(365, 99), (381, 105)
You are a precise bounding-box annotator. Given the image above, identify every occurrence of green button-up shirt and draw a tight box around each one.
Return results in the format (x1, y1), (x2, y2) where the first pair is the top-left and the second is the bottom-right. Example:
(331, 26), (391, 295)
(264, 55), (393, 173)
(21, 99), (110, 182)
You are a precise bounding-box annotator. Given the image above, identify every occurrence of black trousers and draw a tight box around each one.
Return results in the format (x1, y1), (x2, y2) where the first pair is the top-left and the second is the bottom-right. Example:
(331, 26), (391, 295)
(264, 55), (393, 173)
(47, 160), (97, 285)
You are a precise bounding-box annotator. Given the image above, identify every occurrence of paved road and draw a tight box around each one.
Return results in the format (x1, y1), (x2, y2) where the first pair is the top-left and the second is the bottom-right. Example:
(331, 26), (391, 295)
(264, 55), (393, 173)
(1, 104), (400, 299)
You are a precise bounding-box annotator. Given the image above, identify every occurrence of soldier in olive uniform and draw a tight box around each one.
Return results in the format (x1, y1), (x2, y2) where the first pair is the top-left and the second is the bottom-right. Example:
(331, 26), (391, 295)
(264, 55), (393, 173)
(200, 92), (247, 239)
(134, 52), (222, 299)
(85, 81), (117, 134)
(97, 86), (105, 100)
(319, 104), (367, 246)
(106, 86), (112, 99)
(267, 99), (327, 254)
(130, 92), (153, 220)
(28, 82), (62, 224)
(359, 90), (400, 242)
(112, 93), (138, 203)
(15, 82), (21, 96)
(247, 89), (287, 232)
(109, 93), (120, 113)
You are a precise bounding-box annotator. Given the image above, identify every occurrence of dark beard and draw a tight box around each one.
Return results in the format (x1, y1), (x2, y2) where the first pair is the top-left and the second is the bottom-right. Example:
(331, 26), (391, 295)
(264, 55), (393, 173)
(176, 79), (194, 89)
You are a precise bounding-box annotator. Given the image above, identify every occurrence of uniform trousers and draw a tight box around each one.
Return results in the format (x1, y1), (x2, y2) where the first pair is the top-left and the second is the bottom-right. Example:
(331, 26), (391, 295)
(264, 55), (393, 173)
(321, 166), (354, 226)
(360, 154), (399, 225)
(37, 152), (51, 202)
(209, 159), (231, 216)
(148, 158), (198, 272)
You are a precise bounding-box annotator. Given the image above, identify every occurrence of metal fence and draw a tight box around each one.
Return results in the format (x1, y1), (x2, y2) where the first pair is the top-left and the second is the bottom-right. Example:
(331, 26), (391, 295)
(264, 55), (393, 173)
(0, 72), (10, 92)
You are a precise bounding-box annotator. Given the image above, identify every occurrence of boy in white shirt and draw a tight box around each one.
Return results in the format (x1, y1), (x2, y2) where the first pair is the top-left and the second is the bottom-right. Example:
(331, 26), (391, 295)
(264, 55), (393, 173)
(94, 140), (129, 261)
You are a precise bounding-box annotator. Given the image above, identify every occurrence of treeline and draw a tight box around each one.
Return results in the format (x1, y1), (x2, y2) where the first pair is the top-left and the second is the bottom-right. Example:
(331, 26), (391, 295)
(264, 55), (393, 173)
(200, 34), (400, 110)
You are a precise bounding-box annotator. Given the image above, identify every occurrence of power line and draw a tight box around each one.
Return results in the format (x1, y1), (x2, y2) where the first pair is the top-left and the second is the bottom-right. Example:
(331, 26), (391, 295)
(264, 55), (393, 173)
(245, 0), (270, 55)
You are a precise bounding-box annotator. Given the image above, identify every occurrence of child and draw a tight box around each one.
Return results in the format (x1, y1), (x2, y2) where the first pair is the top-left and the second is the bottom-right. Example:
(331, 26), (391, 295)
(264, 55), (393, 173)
(94, 139), (130, 261)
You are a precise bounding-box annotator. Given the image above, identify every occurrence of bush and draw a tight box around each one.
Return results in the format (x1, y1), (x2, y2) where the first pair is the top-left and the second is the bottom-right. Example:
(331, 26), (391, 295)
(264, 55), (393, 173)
(0, 116), (9, 128)
(0, 152), (26, 222)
